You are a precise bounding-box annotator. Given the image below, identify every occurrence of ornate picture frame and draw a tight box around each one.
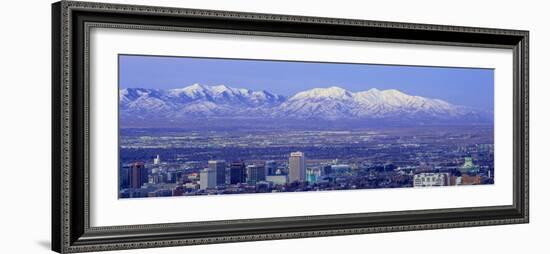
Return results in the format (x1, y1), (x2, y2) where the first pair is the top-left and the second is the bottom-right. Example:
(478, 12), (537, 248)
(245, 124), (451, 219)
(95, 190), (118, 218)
(52, 1), (529, 253)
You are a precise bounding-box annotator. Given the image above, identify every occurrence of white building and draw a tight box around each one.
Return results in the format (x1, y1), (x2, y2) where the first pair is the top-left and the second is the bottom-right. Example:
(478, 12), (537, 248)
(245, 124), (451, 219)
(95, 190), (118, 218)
(289, 152), (306, 182)
(200, 168), (217, 190)
(266, 175), (288, 185)
(153, 154), (160, 165)
(454, 176), (462, 185)
(413, 172), (450, 187)
(151, 167), (160, 174)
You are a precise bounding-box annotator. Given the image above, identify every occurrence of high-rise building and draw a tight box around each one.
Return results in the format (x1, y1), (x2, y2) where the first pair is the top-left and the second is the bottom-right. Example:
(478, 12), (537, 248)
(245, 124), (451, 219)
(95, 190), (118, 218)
(119, 165), (130, 189)
(289, 152), (306, 182)
(129, 162), (147, 189)
(246, 164), (266, 184)
(200, 168), (217, 190)
(230, 161), (246, 184)
(265, 160), (277, 176)
(209, 160), (226, 185)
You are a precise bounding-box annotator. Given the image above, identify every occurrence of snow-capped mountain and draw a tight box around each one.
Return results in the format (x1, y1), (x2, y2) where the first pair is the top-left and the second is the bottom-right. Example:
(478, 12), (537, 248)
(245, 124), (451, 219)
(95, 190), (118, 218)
(277, 86), (472, 120)
(164, 84), (284, 106)
(120, 84), (285, 119)
(119, 84), (491, 127)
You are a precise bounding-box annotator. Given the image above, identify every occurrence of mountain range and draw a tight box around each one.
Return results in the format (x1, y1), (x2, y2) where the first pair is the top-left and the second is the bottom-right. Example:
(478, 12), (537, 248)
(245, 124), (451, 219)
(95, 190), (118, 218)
(119, 84), (492, 128)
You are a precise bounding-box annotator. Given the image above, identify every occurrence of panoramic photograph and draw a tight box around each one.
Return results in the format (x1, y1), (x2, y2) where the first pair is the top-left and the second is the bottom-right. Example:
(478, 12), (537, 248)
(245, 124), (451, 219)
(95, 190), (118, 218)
(118, 54), (495, 199)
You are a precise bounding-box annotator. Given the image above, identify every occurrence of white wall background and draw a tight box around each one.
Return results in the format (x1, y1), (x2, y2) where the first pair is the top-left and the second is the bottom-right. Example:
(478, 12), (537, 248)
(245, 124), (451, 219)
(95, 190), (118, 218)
(0, 0), (546, 253)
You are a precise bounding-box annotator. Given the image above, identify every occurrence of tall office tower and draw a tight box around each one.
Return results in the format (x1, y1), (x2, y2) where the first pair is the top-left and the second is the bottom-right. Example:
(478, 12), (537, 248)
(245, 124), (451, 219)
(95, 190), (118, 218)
(289, 152), (306, 182)
(230, 161), (246, 184)
(200, 168), (217, 190)
(209, 160), (227, 185)
(119, 165), (130, 189)
(265, 160), (277, 175)
(129, 162), (147, 189)
(246, 164), (266, 184)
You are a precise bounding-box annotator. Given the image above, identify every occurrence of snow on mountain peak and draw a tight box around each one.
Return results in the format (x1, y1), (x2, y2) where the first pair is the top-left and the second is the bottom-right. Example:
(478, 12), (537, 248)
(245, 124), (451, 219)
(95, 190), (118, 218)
(291, 86), (353, 100)
(165, 83), (208, 99)
(382, 89), (404, 95)
(211, 84), (234, 93)
(120, 84), (490, 125)
(120, 84), (287, 115)
(185, 83), (206, 91)
(367, 88), (380, 93)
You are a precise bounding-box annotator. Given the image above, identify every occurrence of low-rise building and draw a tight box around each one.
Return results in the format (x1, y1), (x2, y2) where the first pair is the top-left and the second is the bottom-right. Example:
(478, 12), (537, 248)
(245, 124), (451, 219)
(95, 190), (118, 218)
(266, 175), (288, 185)
(413, 172), (450, 187)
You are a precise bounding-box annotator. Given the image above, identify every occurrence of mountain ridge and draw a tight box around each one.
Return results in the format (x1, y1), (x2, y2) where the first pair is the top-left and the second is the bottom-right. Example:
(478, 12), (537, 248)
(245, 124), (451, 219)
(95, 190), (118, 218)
(119, 84), (492, 127)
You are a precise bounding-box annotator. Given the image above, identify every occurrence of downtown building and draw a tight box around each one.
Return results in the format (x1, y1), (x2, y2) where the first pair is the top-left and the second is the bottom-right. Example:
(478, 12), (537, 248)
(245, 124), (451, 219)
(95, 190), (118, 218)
(459, 156), (480, 174)
(200, 168), (217, 190)
(208, 160), (226, 185)
(306, 168), (322, 183)
(289, 151), (306, 182)
(246, 164), (266, 184)
(129, 162), (148, 189)
(266, 175), (288, 185)
(265, 160), (277, 175)
(413, 172), (450, 187)
(153, 154), (160, 165)
(230, 161), (246, 184)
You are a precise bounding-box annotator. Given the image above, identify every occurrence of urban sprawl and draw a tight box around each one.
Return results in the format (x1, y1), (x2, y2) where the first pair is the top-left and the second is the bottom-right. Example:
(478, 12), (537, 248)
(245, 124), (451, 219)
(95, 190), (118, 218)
(118, 126), (494, 198)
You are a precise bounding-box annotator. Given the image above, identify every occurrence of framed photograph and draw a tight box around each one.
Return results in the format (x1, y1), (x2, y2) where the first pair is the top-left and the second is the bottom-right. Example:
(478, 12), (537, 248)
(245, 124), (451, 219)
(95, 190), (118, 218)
(52, 1), (529, 253)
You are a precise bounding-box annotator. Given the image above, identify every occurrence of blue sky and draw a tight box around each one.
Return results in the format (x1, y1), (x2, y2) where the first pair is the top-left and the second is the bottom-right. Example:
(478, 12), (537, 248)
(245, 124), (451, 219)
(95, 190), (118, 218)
(119, 54), (494, 110)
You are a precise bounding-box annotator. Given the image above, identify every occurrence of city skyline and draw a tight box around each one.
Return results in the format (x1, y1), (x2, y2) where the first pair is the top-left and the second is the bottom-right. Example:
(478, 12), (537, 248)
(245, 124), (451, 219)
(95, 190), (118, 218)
(120, 146), (492, 199)
(119, 126), (494, 199)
